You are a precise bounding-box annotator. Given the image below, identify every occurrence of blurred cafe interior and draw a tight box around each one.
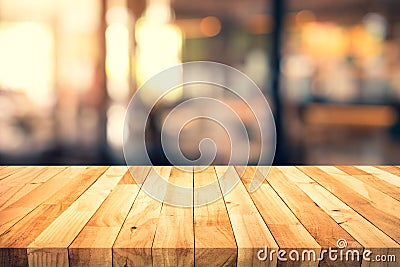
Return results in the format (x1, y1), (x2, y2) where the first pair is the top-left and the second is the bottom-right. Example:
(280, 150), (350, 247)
(1, 0), (400, 165)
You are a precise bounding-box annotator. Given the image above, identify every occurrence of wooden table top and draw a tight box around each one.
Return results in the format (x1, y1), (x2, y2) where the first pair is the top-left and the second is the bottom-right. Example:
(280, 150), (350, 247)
(0, 166), (399, 267)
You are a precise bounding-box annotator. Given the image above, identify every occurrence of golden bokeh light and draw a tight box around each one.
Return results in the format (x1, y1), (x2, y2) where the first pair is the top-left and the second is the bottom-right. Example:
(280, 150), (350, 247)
(200, 16), (221, 37)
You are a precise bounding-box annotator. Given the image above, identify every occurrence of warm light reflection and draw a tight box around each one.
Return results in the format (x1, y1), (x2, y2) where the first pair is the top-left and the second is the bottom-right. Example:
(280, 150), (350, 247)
(302, 22), (347, 58)
(135, 10), (182, 103)
(107, 103), (126, 148)
(349, 25), (381, 57)
(301, 21), (384, 59)
(0, 22), (53, 106)
(175, 16), (222, 38)
(145, 2), (172, 24)
(105, 22), (130, 101)
(136, 20), (181, 83)
(200, 16), (221, 37)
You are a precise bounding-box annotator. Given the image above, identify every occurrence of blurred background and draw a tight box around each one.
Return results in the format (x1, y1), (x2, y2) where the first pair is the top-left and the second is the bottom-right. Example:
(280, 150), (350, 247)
(1, 0), (400, 165)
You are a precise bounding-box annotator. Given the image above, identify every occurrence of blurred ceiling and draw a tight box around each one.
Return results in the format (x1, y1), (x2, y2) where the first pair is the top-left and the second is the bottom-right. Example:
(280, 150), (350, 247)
(172, 0), (400, 25)
(1, 0), (400, 26)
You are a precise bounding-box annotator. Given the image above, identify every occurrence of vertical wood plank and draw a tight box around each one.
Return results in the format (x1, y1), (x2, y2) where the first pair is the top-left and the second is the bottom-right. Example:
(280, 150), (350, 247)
(113, 167), (172, 267)
(152, 167), (194, 267)
(266, 167), (362, 266)
(194, 166), (237, 267)
(236, 166), (321, 267)
(215, 166), (278, 267)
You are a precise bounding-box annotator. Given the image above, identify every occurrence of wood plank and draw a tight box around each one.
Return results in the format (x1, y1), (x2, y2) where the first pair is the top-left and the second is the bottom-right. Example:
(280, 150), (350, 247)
(27, 166), (126, 266)
(152, 167), (194, 267)
(298, 166), (400, 244)
(0, 167), (46, 187)
(279, 166), (400, 266)
(355, 166), (400, 188)
(124, 166), (152, 184)
(194, 166), (237, 267)
(236, 166), (321, 267)
(113, 166), (172, 267)
(318, 166), (400, 221)
(0, 167), (80, 247)
(69, 167), (148, 267)
(0, 167), (92, 236)
(0, 165), (398, 267)
(0, 167), (51, 208)
(0, 167), (25, 181)
(266, 167), (362, 266)
(215, 166), (277, 267)
(0, 167), (66, 210)
(337, 166), (400, 202)
(0, 166), (108, 267)
(374, 166), (400, 176)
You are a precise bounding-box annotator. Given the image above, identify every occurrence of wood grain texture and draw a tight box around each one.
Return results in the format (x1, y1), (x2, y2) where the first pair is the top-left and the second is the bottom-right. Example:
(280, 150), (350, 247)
(0, 167), (50, 209)
(152, 167), (194, 267)
(299, 166), (400, 244)
(216, 166), (277, 267)
(375, 166), (400, 176)
(113, 166), (172, 267)
(0, 167), (26, 181)
(69, 167), (145, 267)
(280, 166), (400, 266)
(0, 166), (399, 267)
(267, 167), (362, 267)
(337, 166), (400, 202)
(0, 166), (108, 267)
(319, 166), (400, 223)
(356, 166), (400, 188)
(237, 166), (321, 267)
(28, 166), (126, 267)
(0, 167), (66, 210)
(0, 167), (80, 239)
(194, 166), (237, 267)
